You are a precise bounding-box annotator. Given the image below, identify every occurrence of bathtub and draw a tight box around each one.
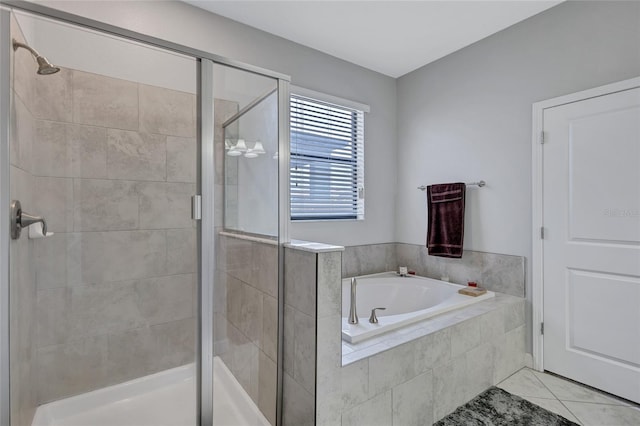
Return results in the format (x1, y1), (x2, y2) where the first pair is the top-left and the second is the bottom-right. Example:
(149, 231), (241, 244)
(342, 272), (494, 343)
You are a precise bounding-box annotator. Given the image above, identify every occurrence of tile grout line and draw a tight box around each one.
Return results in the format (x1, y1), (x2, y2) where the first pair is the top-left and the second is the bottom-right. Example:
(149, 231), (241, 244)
(529, 370), (584, 425)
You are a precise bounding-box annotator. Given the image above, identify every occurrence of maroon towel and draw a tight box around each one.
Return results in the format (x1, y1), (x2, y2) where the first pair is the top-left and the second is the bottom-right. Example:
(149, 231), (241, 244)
(426, 183), (466, 258)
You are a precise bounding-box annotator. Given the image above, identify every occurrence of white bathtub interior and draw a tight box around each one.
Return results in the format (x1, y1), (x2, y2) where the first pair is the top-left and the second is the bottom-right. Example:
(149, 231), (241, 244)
(31, 357), (269, 426)
(342, 272), (494, 343)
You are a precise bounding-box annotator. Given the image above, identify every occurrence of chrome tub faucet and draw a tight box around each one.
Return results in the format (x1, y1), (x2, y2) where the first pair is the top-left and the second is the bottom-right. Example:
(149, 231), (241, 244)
(348, 277), (358, 324)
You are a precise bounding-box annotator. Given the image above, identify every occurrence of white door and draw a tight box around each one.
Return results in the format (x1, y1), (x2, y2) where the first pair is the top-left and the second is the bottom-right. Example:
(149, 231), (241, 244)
(543, 86), (640, 404)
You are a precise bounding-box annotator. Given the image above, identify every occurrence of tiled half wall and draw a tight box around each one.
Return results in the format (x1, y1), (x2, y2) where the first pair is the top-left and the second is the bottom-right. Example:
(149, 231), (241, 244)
(283, 243), (526, 425)
(343, 243), (526, 297)
(217, 233), (279, 425)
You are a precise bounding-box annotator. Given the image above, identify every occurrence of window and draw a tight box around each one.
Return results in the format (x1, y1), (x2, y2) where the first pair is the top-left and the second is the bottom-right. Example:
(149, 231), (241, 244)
(290, 93), (365, 220)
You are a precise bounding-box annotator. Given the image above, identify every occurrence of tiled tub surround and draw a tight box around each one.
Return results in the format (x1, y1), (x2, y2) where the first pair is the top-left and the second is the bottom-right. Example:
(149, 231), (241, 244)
(217, 232), (279, 425)
(11, 57), (199, 407)
(343, 243), (526, 297)
(282, 241), (525, 425)
(321, 293), (526, 425)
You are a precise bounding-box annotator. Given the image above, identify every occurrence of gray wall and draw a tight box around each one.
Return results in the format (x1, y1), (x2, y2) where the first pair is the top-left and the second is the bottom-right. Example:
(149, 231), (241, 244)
(395, 0), (640, 350)
(37, 0), (398, 248)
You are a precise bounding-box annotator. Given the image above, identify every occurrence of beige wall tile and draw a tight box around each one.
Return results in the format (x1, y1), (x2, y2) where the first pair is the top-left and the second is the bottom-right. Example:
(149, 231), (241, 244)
(261, 294), (278, 362)
(32, 70), (72, 122)
(73, 179), (138, 231)
(283, 303), (295, 376)
(36, 335), (109, 403)
(284, 248), (316, 314)
(342, 390), (392, 426)
(254, 243), (278, 298)
(368, 341), (417, 397)
(67, 124), (108, 178)
(137, 181), (194, 229)
(135, 274), (195, 326)
(166, 228), (197, 274)
(433, 354), (468, 421)
(10, 92), (33, 172)
(258, 351), (277, 425)
(392, 371), (434, 426)
(283, 372), (315, 426)
(414, 328), (452, 371)
(239, 282), (264, 343)
(107, 129), (166, 181)
(73, 70), (138, 129)
(35, 233), (68, 290)
(33, 120), (69, 177)
(225, 237), (256, 285)
(12, 37), (35, 112)
(139, 84), (195, 137)
(166, 136), (196, 183)
(340, 359), (370, 411)
(32, 121), (108, 178)
(465, 343), (495, 400)
(226, 323), (260, 402)
(317, 251), (342, 318)
(34, 176), (74, 233)
(36, 287), (70, 347)
(450, 319), (482, 357)
(293, 309), (316, 395)
(105, 317), (195, 385)
(67, 230), (167, 284)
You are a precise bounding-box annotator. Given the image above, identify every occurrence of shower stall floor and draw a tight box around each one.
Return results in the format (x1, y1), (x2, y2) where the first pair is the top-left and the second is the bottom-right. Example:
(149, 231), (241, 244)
(32, 357), (270, 426)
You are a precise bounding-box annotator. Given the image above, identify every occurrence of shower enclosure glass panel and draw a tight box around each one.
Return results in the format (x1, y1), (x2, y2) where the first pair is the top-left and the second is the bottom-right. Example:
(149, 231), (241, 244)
(6, 10), (199, 425)
(213, 62), (280, 425)
(2, 4), (288, 426)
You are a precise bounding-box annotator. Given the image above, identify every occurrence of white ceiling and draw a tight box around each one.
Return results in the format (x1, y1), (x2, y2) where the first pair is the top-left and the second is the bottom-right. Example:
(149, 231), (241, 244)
(184, 1), (562, 78)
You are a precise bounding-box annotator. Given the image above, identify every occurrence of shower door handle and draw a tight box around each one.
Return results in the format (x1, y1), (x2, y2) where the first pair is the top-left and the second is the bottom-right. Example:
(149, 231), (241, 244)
(10, 200), (47, 240)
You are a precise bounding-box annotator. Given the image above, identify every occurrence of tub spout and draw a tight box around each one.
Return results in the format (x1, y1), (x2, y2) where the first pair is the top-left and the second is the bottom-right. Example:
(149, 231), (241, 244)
(348, 277), (358, 324)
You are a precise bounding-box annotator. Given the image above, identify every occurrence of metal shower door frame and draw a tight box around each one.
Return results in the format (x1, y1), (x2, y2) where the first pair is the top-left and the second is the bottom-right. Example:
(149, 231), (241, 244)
(0, 2), (291, 425)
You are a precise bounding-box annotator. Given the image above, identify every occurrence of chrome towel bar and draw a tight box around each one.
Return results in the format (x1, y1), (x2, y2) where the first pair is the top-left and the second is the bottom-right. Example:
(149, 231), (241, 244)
(417, 180), (486, 191)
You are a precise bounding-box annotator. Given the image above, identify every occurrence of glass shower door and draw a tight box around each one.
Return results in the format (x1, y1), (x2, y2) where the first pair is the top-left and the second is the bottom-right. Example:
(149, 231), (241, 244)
(5, 9), (199, 425)
(209, 61), (282, 426)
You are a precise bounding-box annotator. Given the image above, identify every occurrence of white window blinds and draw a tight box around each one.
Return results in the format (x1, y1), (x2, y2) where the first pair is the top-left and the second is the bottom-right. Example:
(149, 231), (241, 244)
(290, 94), (365, 220)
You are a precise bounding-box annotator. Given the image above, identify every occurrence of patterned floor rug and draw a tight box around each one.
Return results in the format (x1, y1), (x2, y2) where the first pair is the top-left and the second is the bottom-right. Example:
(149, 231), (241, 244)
(435, 387), (579, 426)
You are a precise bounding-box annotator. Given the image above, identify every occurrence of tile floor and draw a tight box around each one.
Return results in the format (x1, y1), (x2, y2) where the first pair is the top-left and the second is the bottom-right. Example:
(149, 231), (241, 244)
(497, 368), (640, 426)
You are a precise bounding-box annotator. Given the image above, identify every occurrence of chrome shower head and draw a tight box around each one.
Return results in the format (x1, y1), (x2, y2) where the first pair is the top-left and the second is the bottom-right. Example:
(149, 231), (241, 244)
(12, 39), (60, 75)
(35, 55), (60, 75)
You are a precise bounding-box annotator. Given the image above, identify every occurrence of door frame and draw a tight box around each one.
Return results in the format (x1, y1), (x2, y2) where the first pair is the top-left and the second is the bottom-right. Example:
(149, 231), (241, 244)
(531, 76), (640, 372)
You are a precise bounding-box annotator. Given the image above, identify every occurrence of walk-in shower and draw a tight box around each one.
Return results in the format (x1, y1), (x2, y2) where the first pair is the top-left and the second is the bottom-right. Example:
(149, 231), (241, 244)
(0, 3), (289, 426)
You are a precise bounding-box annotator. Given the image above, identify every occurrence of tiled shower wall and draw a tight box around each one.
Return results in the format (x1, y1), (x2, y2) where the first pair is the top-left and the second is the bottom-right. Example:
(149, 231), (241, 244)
(343, 243), (525, 297)
(217, 234), (279, 425)
(10, 29), (199, 409)
(9, 14), (38, 426)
